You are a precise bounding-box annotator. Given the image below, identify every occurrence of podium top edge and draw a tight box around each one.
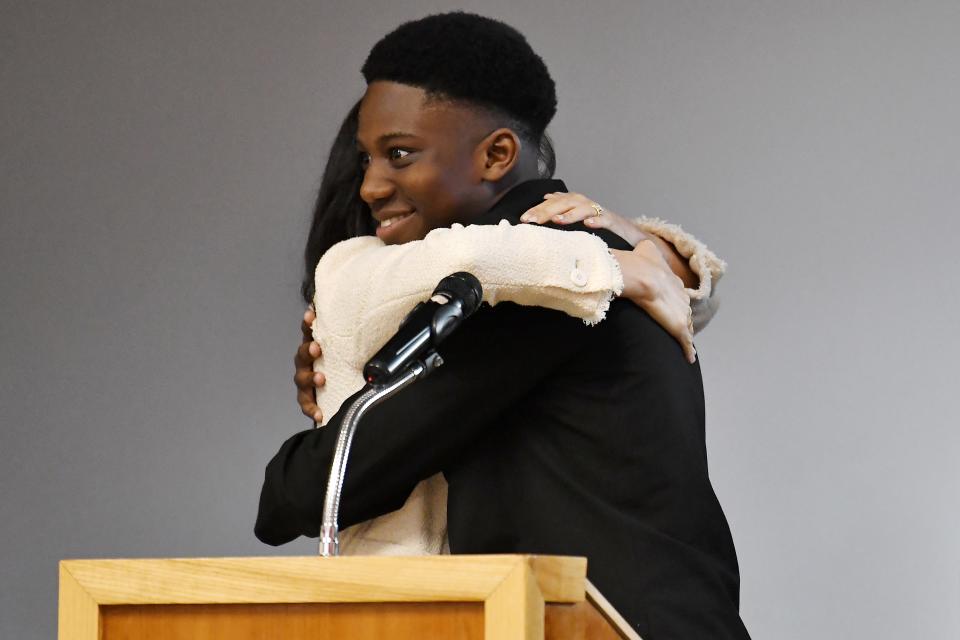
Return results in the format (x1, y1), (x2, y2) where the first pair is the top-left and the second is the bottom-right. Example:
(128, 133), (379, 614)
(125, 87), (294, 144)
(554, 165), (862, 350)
(59, 554), (588, 605)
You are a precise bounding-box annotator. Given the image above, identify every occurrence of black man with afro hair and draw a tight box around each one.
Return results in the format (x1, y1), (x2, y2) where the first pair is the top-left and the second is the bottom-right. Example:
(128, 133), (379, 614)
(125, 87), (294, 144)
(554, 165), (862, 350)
(257, 12), (751, 639)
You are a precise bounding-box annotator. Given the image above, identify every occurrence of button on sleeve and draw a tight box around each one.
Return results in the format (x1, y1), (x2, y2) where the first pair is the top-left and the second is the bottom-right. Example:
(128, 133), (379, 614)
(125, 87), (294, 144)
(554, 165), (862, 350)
(570, 266), (588, 287)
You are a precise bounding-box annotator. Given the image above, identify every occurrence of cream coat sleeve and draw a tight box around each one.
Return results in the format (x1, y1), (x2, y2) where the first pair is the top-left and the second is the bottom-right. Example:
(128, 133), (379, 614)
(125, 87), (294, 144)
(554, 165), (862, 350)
(633, 216), (728, 333)
(313, 220), (624, 374)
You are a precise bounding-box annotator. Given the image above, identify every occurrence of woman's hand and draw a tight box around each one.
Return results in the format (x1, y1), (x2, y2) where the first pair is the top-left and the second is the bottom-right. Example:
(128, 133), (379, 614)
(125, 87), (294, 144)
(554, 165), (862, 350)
(520, 191), (648, 246)
(295, 308), (326, 423)
(613, 241), (697, 363)
(521, 192), (697, 363)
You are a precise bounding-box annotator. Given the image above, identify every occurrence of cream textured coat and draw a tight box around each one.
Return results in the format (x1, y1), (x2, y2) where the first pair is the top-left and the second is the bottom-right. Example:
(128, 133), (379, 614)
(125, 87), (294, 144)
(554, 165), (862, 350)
(312, 218), (725, 555)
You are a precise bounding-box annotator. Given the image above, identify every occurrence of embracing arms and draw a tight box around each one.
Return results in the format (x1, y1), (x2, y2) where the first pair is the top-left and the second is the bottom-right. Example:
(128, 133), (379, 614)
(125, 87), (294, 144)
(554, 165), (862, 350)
(258, 301), (590, 546)
(296, 199), (726, 422)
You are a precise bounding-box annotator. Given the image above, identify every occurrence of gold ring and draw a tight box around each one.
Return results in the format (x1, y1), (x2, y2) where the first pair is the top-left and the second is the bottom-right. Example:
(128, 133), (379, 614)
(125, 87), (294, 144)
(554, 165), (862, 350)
(590, 203), (604, 218)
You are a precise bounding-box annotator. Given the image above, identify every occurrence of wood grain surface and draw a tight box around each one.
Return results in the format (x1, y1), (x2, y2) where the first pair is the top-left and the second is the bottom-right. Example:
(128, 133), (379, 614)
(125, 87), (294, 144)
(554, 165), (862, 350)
(60, 555), (637, 640)
(99, 600), (629, 639)
(61, 555), (585, 605)
(102, 602), (483, 639)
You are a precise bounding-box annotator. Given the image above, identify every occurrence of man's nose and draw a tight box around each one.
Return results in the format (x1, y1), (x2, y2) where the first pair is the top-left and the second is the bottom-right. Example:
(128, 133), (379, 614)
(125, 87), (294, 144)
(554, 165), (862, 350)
(359, 161), (394, 205)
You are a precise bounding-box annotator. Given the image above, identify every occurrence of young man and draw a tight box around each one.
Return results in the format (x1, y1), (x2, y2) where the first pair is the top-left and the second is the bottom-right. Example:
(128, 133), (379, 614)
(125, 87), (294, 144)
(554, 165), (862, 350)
(256, 12), (750, 638)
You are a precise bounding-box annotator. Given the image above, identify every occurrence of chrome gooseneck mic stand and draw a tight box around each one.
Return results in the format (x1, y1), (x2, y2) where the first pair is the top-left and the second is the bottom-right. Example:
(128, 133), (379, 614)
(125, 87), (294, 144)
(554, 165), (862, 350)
(318, 352), (444, 557)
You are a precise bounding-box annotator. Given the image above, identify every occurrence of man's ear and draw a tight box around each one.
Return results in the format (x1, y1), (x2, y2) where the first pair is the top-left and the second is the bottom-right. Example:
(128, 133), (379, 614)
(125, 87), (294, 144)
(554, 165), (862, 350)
(476, 128), (521, 182)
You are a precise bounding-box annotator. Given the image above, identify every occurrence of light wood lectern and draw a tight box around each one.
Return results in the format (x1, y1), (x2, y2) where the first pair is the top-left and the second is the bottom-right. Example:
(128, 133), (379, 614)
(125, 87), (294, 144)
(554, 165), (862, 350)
(59, 555), (639, 639)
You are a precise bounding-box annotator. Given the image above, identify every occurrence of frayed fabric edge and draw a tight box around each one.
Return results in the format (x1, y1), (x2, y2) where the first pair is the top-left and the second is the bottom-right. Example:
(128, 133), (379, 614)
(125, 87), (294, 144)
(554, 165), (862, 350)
(633, 216), (727, 301)
(582, 246), (624, 326)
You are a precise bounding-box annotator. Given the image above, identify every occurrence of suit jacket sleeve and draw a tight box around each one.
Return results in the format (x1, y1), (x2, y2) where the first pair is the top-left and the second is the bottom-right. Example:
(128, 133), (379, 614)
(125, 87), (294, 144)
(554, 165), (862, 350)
(254, 301), (584, 546)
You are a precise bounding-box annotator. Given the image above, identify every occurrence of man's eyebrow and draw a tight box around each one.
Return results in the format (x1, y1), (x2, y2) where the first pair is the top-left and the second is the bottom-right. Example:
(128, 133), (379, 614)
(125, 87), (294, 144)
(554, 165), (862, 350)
(356, 131), (420, 150)
(377, 131), (419, 143)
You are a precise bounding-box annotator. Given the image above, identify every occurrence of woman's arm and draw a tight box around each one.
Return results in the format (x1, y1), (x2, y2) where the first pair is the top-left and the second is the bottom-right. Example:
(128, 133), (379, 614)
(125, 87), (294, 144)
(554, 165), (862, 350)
(519, 192), (726, 332)
(631, 215), (726, 332)
(299, 222), (627, 424)
(312, 222), (625, 372)
(296, 211), (723, 422)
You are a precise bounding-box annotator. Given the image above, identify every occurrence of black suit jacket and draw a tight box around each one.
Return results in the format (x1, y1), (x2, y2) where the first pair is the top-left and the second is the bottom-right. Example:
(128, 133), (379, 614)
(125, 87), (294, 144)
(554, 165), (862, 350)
(256, 179), (751, 639)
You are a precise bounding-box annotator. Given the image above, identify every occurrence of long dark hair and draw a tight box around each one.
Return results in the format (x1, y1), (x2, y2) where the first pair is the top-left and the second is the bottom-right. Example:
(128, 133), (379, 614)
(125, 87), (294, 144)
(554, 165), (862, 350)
(300, 101), (374, 304)
(300, 101), (557, 305)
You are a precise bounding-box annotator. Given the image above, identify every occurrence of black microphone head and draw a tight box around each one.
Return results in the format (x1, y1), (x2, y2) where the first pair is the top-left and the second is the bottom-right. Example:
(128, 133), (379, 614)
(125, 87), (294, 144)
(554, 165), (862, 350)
(433, 272), (483, 316)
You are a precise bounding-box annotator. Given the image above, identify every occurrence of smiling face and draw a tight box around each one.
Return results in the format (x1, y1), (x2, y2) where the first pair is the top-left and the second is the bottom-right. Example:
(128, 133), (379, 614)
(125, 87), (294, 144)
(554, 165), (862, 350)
(356, 81), (507, 244)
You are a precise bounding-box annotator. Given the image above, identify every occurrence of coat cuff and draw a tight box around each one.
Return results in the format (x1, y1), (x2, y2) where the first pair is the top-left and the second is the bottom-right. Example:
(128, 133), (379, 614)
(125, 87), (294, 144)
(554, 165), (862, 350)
(633, 216), (727, 333)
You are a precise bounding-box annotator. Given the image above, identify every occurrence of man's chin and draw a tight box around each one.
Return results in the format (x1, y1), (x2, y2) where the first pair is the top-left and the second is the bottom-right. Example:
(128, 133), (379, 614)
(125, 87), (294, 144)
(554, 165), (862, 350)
(376, 216), (429, 245)
(380, 230), (426, 245)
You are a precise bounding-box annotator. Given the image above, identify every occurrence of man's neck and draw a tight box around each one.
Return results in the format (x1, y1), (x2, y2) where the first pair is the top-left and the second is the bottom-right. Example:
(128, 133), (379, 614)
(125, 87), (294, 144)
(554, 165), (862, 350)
(473, 177), (568, 227)
(485, 164), (542, 211)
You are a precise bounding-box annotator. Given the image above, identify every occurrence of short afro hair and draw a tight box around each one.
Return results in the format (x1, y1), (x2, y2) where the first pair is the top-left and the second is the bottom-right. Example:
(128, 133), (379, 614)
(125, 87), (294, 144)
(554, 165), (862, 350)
(361, 12), (557, 141)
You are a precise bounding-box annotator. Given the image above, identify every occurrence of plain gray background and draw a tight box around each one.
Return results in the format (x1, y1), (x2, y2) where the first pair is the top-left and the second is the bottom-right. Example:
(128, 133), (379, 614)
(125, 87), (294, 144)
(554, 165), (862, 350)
(2, 1), (958, 637)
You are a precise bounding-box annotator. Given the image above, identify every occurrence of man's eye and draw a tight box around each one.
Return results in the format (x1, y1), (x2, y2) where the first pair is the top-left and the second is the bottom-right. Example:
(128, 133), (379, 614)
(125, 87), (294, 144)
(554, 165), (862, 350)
(389, 148), (411, 161)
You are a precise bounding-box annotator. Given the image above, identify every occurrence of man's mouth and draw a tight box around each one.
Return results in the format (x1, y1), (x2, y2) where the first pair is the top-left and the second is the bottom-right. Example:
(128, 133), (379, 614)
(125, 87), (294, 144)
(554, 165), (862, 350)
(379, 212), (414, 228)
(375, 210), (416, 242)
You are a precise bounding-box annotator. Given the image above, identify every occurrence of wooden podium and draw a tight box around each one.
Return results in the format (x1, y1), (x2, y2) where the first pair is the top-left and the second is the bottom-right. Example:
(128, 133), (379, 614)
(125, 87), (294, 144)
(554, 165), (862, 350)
(59, 555), (638, 639)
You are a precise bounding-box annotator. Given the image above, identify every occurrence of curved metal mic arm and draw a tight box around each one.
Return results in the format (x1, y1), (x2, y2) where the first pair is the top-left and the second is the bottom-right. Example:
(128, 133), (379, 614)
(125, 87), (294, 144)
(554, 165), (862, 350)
(318, 353), (443, 556)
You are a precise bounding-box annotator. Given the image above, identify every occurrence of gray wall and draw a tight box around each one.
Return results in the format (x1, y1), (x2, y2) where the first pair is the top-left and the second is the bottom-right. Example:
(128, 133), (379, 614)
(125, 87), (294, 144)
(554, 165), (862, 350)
(2, 1), (958, 638)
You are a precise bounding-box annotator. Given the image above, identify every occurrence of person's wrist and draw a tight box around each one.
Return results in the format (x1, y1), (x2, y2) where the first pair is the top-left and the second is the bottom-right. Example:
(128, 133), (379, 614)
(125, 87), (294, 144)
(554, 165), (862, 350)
(612, 249), (651, 302)
(624, 227), (650, 247)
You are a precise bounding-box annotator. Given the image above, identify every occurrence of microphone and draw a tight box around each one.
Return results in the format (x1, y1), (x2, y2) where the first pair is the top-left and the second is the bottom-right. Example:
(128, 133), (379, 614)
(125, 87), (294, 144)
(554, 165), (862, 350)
(363, 272), (483, 385)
